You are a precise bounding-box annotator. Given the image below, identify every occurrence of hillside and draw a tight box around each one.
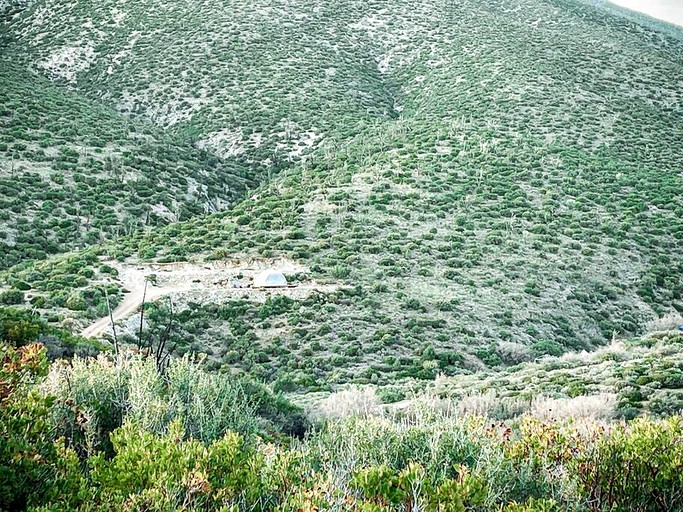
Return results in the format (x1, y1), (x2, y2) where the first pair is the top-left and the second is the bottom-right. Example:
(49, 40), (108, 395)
(97, 116), (681, 392)
(392, 327), (683, 420)
(5, 0), (398, 168)
(0, 60), (252, 269)
(8, 0), (683, 165)
(602, 0), (683, 29)
(1, 0), (682, 392)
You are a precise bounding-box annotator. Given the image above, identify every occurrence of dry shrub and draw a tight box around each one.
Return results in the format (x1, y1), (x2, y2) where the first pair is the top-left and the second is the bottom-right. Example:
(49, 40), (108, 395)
(530, 393), (617, 421)
(316, 386), (381, 420)
(456, 390), (501, 417)
(497, 341), (532, 365)
(455, 391), (530, 419)
(645, 313), (683, 333)
(396, 391), (530, 420)
(406, 391), (617, 422)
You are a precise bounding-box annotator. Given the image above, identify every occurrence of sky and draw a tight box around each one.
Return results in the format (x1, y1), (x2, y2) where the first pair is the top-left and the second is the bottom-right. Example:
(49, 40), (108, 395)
(607, 0), (683, 27)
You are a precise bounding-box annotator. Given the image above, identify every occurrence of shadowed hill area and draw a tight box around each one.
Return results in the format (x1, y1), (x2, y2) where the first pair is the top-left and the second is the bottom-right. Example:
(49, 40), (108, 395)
(0, 0), (31, 20)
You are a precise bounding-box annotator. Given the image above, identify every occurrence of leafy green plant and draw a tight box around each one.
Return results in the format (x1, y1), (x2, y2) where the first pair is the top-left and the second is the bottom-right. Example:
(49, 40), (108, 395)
(571, 417), (683, 511)
(0, 344), (84, 511)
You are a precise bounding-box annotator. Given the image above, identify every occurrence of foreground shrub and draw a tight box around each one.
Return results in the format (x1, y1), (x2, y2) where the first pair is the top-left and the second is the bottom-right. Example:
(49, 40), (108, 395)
(351, 462), (487, 511)
(572, 417), (683, 511)
(88, 420), (268, 511)
(308, 415), (562, 508)
(0, 344), (84, 510)
(3, 343), (683, 511)
(44, 353), (307, 457)
(509, 416), (683, 511)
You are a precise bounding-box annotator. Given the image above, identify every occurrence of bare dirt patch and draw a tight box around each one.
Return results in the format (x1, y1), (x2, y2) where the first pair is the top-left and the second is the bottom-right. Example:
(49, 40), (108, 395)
(81, 258), (339, 338)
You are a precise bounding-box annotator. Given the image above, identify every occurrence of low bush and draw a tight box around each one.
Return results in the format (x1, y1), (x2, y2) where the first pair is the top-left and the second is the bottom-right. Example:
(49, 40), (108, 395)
(3, 341), (683, 512)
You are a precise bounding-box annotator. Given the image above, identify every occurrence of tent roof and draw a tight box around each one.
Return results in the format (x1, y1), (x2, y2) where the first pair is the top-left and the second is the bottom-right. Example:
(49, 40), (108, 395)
(253, 270), (288, 288)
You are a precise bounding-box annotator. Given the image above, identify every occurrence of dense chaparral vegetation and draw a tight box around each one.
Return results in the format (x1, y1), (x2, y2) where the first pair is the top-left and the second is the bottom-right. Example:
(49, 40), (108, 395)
(2, 338), (683, 512)
(1, 0), (683, 508)
(1, 0), (682, 385)
(0, 60), (251, 270)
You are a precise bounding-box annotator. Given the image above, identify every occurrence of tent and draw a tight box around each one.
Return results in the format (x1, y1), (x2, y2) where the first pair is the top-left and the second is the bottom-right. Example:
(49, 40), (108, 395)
(253, 270), (288, 288)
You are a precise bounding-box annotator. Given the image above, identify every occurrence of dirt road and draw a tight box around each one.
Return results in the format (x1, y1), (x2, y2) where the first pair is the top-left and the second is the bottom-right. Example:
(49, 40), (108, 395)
(80, 282), (166, 338)
(80, 266), (170, 338)
(79, 258), (336, 338)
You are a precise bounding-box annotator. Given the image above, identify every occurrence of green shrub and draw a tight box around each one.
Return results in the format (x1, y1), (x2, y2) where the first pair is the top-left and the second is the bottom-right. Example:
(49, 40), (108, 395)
(0, 344), (84, 511)
(531, 340), (564, 357)
(0, 307), (44, 347)
(0, 289), (24, 305)
(87, 420), (266, 511)
(509, 416), (683, 511)
(351, 462), (487, 512)
(571, 417), (683, 511)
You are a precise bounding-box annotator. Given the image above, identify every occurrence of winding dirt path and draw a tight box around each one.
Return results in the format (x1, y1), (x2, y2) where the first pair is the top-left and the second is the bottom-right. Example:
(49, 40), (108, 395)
(80, 283), (166, 338)
(80, 266), (172, 338)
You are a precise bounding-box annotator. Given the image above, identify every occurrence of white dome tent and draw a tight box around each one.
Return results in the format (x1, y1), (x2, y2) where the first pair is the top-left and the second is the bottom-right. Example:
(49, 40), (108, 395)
(252, 270), (288, 288)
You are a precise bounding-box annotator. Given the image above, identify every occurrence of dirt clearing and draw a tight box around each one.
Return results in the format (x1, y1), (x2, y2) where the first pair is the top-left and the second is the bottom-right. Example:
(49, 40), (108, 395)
(81, 258), (338, 338)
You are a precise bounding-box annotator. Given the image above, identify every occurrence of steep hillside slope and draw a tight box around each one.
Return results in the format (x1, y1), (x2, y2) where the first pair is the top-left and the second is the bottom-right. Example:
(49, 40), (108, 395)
(8, 0), (683, 163)
(6, 0), (398, 170)
(2, 0), (682, 391)
(0, 60), (251, 269)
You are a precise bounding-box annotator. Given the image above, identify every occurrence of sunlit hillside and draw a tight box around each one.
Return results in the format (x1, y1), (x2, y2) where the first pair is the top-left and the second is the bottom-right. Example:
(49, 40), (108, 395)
(1, 0), (682, 392)
(2, 0), (683, 510)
